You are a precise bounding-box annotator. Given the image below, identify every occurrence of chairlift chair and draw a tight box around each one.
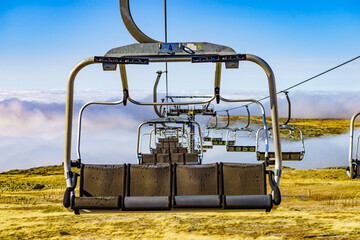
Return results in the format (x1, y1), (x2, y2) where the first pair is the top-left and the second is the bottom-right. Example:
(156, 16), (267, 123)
(205, 112), (231, 146)
(137, 117), (202, 165)
(256, 91), (305, 164)
(62, 0), (283, 214)
(347, 112), (360, 178)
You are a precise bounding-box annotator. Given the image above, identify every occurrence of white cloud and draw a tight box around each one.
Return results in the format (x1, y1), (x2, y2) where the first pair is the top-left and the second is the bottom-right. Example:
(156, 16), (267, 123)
(0, 89), (359, 172)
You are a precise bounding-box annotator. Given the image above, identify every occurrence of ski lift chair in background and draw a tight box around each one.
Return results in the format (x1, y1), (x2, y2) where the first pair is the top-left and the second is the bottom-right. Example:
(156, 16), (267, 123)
(347, 112), (360, 178)
(256, 91), (305, 164)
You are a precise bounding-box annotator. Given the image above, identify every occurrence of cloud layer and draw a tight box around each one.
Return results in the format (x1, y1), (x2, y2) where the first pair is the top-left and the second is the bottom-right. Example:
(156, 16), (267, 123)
(0, 90), (359, 172)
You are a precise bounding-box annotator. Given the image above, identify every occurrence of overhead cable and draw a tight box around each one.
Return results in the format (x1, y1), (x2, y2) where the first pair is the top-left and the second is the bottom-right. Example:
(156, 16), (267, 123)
(218, 55), (360, 112)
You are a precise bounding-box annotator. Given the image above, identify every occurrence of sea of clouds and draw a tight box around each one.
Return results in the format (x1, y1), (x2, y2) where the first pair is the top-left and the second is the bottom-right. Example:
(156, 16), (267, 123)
(0, 89), (359, 172)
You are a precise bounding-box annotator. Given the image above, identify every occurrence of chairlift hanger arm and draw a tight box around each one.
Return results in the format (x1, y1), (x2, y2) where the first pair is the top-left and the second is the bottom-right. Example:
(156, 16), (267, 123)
(281, 91), (291, 125)
(119, 0), (160, 43)
(245, 105), (251, 129)
(225, 110), (230, 128)
(153, 71), (166, 118)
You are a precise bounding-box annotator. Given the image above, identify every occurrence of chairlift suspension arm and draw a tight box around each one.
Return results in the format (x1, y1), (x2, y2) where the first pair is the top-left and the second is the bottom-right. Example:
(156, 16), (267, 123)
(282, 91), (291, 125)
(245, 105), (251, 129)
(225, 110), (230, 128)
(215, 62), (221, 104)
(119, 64), (129, 106)
(119, 0), (160, 43)
(153, 71), (165, 118)
(246, 54), (282, 185)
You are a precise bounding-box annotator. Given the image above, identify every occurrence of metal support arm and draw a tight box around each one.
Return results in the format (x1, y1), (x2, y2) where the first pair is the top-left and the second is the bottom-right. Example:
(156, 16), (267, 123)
(64, 57), (96, 188)
(245, 54), (282, 185)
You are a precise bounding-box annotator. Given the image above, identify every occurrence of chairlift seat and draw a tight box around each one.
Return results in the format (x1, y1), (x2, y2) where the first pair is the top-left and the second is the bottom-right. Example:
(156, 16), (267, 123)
(178, 147), (187, 153)
(257, 151), (304, 162)
(142, 154), (156, 164)
(157, 153), (170, 163)
(185, 153), (199, 164)
(221, 162), (271, 210)
(71, 164), (126, 211)
(72, 196), (120, 210)
(171, 153), (185, 163)
(226, 146), (256, 152)
(124, 164), (171, 210)
(173, 164), (221, 208)
(170, 148), (178, 153)
(160, 148), (169, 154)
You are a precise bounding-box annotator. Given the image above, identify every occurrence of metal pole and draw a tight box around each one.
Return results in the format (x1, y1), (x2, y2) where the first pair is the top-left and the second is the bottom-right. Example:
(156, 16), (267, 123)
(64, 57), (96, 188)
(164, 0), (169, 106)
(245, 54), (282, 185)
(282, 91), (291, 125)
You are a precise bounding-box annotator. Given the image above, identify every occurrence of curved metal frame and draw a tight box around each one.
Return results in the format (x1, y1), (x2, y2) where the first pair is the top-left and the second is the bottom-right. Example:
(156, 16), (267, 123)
(255, 91), (305, 162)
(76, 99), (124, 161)
(119, 0), (160, 43)
(348, 112), (360, 178)
(153, 71), (166, 118)
(221, 99), (268, 156)
(63, 53), (282, 204)
(255, 125), (305, 161)
(281, 91), (291, 126)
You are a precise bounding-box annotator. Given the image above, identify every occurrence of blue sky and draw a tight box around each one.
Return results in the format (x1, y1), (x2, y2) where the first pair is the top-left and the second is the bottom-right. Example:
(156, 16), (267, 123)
(0, 0), (359, 91)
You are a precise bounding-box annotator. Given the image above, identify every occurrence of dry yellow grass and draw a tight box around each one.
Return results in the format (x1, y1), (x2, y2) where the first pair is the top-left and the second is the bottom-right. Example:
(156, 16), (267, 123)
(1, 165), (360, 239)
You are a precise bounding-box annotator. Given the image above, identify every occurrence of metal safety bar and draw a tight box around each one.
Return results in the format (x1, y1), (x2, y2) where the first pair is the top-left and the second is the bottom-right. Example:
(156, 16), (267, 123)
(76, 99), (124, 161)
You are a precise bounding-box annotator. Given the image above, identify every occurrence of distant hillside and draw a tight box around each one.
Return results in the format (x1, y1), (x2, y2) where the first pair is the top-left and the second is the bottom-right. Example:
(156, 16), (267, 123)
(211, 117), (360, 138)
